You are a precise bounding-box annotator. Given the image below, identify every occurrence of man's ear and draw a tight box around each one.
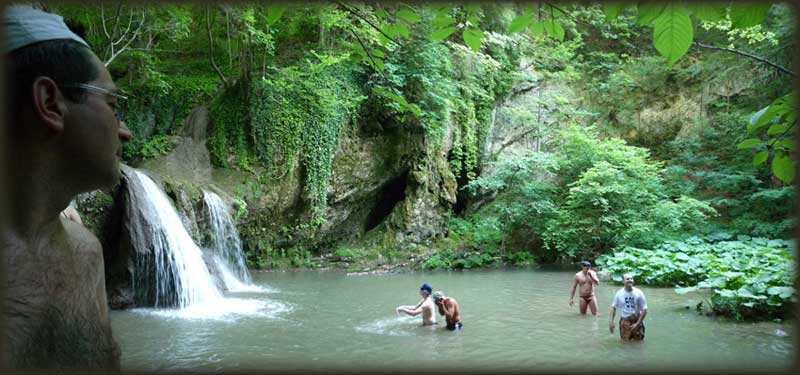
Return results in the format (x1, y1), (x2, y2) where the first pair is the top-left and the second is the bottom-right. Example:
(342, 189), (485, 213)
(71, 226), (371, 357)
(31, 76), (68, 134)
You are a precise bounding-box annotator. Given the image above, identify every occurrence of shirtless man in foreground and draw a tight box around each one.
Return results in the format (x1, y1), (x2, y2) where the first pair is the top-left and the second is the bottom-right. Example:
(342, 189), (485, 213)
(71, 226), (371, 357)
(569, 260), (600, 315)
(1, 5), (132, 368)
(396, 283), (437, 326)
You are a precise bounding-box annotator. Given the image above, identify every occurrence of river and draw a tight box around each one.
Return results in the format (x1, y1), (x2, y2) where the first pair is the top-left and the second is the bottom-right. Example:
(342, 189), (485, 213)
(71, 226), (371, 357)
(110, 268), (794, 371)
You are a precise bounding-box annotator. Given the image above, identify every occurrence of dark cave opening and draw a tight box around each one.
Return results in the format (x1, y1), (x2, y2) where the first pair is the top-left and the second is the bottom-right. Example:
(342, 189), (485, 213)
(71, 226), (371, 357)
(364, 169), (409, 232)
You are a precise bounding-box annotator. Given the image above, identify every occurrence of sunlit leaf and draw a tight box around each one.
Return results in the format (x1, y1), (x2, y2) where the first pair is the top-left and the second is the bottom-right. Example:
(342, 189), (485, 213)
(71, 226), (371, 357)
(737, 138), (762, 149)
(463, 27), (484, 52)
(767, 286), (795, 299)
(396, 8), (420, 23)
(265, 4), (288, 26)
(394, 23), (410, 38)
(637, 1), (666, 25)
(730, 4), (771, 29)
(753, 150), (770, 166)
(508, 12), (532, 33)
(530, 20), (545, 37)
(653, 3), (693, 66)
(543, 17), (565, 41)
(767, 124), (790, 136)
(777, 139), (797, 151)
(431, 26), (456, 40)
(772, 152), (795, 184)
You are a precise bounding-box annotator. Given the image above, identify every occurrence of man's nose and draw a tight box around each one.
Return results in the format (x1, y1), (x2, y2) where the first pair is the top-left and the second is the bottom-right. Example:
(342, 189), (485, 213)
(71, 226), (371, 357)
(118, 120), (132, 142)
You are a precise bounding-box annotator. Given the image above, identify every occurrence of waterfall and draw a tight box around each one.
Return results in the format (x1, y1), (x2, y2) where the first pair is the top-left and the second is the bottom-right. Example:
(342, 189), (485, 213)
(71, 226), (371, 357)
(129, 170), (222, 307)
(202, 191), (254, 291)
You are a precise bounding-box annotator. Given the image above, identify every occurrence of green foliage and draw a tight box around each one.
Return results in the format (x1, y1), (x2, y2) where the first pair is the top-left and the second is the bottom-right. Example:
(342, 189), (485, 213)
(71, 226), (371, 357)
(597, 236), (795, 320)
(467, 126), (715, 262)
(745, 91), (797, 184)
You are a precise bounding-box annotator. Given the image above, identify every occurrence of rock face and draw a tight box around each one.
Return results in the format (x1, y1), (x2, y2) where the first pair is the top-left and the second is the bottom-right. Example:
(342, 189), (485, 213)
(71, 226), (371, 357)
(97, 102), (462, 307)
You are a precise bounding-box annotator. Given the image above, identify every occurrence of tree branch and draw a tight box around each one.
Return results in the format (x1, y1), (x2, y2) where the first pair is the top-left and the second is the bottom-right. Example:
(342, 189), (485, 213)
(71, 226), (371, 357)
(206, 6), (229, 86)
(105, 10), (144, 67)
(334, 1), (399, 45)
(349, 28), (390, 82)
(693, 41), (795, 77)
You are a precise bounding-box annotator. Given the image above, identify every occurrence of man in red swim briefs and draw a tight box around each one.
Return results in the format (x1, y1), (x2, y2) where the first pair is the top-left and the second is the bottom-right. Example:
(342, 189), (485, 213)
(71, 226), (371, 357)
(569, 260), (600, 315)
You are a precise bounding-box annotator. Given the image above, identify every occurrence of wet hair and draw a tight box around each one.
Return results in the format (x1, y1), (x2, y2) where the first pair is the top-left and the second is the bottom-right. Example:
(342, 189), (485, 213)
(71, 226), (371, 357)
(5, 39), (98, 124)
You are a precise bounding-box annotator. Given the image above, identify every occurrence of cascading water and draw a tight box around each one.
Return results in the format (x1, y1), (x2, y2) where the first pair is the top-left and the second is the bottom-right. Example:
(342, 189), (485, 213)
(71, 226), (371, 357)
(129, 170), (222, 307)
(202, 191), (255, 291)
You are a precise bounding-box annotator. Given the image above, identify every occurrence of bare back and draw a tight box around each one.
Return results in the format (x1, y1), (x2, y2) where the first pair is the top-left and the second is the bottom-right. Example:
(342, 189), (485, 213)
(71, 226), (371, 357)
(2, 218), (119, 368)
(421, 298), (436, 325)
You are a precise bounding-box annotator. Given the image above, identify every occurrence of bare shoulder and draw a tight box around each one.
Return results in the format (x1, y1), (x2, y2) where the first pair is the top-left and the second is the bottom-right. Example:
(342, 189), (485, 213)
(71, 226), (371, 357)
(62, 218), (105, 274)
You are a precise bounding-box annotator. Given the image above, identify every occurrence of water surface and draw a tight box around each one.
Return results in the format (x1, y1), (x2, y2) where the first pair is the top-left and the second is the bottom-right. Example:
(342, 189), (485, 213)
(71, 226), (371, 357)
(111, 269), (794, 371)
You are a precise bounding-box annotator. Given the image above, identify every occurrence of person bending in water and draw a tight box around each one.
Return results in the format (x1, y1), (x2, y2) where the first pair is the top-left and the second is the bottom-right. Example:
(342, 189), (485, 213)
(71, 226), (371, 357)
(569, 260), (600, 315)
(609, 273), (648, 341)
(432, 291), (462, 331)
(396, 283), (436, 326)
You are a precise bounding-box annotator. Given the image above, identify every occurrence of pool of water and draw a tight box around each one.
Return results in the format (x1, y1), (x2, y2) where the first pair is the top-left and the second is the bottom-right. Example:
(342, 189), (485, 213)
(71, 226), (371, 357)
(110, 268), (794, 371)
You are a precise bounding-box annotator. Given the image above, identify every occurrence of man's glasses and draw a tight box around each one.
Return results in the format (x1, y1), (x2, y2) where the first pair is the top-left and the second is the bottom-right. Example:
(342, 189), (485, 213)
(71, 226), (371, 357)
(61, 83), (128, 123)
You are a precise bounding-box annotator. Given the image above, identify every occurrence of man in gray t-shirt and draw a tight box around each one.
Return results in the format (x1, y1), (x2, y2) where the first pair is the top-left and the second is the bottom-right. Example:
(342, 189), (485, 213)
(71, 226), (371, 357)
(609, 273), (648, 341)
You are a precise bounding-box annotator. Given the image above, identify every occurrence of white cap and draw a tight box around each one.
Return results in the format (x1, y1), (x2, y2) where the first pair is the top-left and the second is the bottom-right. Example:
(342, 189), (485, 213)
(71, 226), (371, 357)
(2, 4), (89, 54)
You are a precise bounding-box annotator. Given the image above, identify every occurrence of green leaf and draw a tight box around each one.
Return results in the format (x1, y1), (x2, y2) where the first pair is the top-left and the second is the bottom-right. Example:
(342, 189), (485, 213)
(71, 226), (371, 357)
(407, 103), (422, 117)
(605, 3), (623, 20)
(508, 12), (532, 33)
(371, 57), (385, 72)
(463, 27), (484, 52)
(465, 4), (482, 15)
(431, 26), (456, 41)
(730, 4), (771, 29)
(737, 138), (762, 149)
(396, 8), (420, 23)
(375, 9), (388, 19)
(265, 4), (288, 26)
(637, 2), (667, 25)
(543, 17), (565, 41)
(687, 3), (726, 22)
(767, 286), (795, 299)
(530, 20), (545, 37)
(371, 49), (385, 59)
(434, 9), (455, 28)
(468, 15), (480, 27)
(381, 23), (398, 38)
(777, 139), (796, 151)
(767, 124), (790, 136)
(394, 23), (410, 38)
(772, 152), (795, 184)
(653, 3), (693, 66)
(753, 151), (770, 166)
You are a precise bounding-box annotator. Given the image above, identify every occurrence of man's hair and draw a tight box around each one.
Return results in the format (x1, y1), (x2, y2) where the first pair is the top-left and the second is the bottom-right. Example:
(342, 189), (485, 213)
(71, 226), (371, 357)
(6, 39), (98, 123)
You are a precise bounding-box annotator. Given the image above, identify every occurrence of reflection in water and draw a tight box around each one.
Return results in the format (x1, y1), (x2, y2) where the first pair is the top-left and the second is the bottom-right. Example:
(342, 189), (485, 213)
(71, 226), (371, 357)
(111, 269), (794, 371)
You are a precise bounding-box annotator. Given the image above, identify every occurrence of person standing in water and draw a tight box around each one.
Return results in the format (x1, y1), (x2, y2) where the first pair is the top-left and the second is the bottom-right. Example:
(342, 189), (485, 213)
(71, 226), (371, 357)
(569, 260), (600, 315)
(609, 273), (648, 341)
(396, 283), (436, 326)
(432, 291), (462, 331)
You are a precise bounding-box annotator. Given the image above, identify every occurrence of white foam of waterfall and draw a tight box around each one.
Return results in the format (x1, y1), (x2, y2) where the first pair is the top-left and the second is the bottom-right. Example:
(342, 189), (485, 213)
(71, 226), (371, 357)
(132, 170), (222, 307)
(203, 191), (262, 292)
